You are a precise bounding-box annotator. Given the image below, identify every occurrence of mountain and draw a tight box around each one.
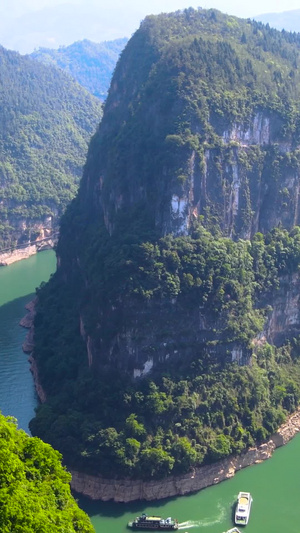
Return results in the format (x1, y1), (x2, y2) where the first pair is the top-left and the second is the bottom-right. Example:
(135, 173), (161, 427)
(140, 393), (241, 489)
(30, 9), (300, 488)
(0, 413), (94, 532)
(0, 46), (102, 251)
(30, 38), (128, 100)
(255, 9), (300, 32)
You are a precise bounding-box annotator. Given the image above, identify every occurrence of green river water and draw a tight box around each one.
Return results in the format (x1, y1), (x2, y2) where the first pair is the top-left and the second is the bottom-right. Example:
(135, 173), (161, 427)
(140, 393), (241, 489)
(0, 250), (299, 533)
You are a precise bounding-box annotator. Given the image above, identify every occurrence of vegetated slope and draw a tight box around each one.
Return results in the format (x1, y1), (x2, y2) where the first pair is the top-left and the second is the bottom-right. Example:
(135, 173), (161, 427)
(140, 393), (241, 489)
(30, 9), (300, 482)
(30, 38), (128, 100)
(0, 413), (94, 532)
(255, 9), (300, 32)
(0, 45), (102, 250)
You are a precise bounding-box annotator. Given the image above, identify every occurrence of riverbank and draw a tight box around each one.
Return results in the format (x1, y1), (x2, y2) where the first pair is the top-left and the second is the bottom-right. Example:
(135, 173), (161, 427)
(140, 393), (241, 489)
(0, 239), (55, 266)
(20, 300), (47, 403)
(20, 301), (300, 503)
(70, 409), (300, 502)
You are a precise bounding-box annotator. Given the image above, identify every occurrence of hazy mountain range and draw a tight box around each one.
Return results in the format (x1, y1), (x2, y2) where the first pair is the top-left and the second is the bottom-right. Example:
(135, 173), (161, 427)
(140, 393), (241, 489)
(0, 1), (145, 54)
(2, 2), (300, 55)
(255, 9), (300, 31)
(30, 38), (128, 100)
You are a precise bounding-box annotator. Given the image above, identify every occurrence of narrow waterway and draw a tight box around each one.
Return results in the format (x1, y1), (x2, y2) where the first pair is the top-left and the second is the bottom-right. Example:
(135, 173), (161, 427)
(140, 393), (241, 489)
(0, 251), (299, 533)
(0, 250), (56, 430)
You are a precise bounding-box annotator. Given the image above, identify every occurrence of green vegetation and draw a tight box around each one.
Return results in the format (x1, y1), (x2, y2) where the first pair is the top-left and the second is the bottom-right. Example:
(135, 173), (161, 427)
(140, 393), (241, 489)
(30, 9), (300, 482)
(30, 223), (300, 479)
(0, 412), (94, 532)
(30, 38), (128, 100)
(77, 8), (300, 239)
(0, 45), (102, 250)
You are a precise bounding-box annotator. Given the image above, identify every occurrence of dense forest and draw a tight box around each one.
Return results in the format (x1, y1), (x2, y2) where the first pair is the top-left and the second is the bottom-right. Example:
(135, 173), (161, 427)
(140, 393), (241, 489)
(30, 38), (128, 100)
(0, 412), (94, 532)
(30, 9), (300, 481)
(31, 223), (300, 478)
(0, 45), (102, 250)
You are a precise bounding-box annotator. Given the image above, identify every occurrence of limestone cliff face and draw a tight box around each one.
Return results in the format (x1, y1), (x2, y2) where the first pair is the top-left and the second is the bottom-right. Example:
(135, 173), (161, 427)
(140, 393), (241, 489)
(262, 273), (300, 345)
(81, 91), (300, 245)
(77, 297), (253, 377)
(1, 215), (55, 249)
(74, 11), (300, 242)
(77, 270), (300, 379)
(56, 10), (300, 376)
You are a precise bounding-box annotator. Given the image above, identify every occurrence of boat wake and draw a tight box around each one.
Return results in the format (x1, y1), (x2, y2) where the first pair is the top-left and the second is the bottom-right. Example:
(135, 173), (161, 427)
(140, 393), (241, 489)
(178, 520), (201, 529)
(178, 502), (226, 529)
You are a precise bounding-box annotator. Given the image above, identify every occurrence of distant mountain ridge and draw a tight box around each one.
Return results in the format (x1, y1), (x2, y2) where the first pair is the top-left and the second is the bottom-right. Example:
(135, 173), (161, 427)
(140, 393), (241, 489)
(30, 38), (128, 100)
(0, 45), (102, 250)
(254, 9), (300, 32)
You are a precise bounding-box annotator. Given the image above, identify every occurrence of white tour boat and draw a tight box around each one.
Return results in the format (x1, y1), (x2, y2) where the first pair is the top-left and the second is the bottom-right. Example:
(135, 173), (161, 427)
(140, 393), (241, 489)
(234, 491), (253, 525)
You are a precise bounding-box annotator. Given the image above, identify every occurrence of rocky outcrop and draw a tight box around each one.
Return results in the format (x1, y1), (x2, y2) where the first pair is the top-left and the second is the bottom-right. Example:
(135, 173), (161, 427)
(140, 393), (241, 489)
(263, 272), (300, 345)
(20, 300), (36, 353)
(70, 408), (300, 502)
(28, 355), (47, 404)
(19, 300), (36, 329)
(20, 299), (47, 403)
(0, 244), (39, 267)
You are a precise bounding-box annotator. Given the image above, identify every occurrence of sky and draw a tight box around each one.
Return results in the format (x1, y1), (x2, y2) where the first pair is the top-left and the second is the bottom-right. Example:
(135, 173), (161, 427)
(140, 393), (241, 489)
(1, 0), (300, 54)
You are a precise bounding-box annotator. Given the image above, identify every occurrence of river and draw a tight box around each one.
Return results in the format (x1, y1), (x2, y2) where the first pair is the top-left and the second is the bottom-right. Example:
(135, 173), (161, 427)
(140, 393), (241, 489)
(0, 250), (299, 533)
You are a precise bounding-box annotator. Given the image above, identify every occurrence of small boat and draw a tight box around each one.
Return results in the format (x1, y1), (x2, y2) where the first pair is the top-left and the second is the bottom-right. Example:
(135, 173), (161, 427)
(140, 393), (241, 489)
(224, 528), (241, 533)
(128, 514), (178, 530)
(234, 491), (253, 525)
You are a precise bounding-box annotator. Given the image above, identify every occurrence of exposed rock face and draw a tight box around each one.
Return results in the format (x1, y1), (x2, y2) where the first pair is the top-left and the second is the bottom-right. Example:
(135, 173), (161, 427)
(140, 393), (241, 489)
(76, 266), (300, 377)
(20, 300), (47, 403)
(55, 10), (300, 377)
(70, 408), (300, 502)
(80, 64), (300, 242)
(20, 300), (36, 354)
(262, 273), (300, 345)
(0, 236), (55, 266)
(0, 215), (57, 266)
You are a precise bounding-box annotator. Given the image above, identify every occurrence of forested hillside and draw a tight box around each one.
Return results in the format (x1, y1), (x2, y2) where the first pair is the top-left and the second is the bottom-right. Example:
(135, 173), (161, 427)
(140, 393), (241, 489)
(30, 9), (300, 484)
(30, 38), (128, 100)
(0, 45), (102, 250)
(0, 413), (94, 532)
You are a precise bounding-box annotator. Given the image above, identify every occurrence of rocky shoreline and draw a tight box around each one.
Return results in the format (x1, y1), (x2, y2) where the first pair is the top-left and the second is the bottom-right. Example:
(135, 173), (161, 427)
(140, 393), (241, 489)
(20, 299), (47, 403)
(20, 301), (300, 503)
(0, 239), (55, 267)
(70, 410), (300, 502)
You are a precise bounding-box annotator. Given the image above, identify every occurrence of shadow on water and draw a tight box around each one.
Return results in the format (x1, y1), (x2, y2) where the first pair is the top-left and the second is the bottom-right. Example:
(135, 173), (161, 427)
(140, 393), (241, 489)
(0, 292), (35, 332)
(75, 492), (180, 519)
(0, 292), (38, 431)
(76, 488), (229, 528)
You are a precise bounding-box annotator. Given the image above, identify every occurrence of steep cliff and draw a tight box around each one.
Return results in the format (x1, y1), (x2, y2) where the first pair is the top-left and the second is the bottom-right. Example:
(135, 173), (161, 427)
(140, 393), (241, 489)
(31, 9), (300, 485)
(77, 9), (300, 240)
